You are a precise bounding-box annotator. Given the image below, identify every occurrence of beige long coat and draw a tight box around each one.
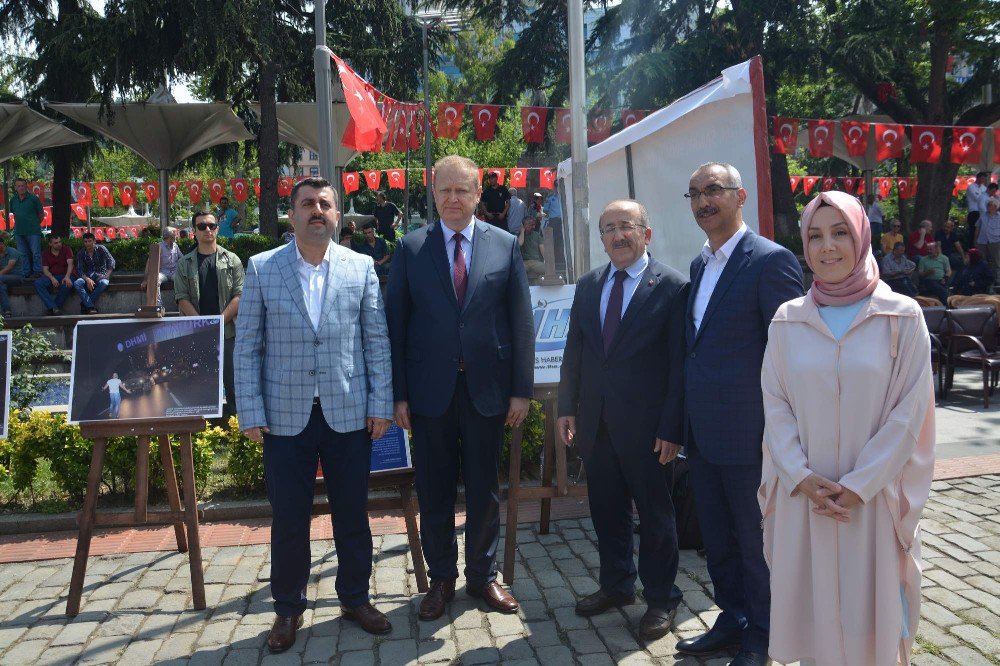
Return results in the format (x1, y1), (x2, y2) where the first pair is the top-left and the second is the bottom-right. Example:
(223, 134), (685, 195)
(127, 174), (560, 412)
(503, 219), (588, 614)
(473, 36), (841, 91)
(759, 282), (935, 666)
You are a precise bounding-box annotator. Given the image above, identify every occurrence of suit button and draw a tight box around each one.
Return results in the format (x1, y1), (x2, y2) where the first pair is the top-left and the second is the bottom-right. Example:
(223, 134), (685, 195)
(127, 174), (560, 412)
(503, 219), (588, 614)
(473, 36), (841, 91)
(689, 352), (696, 358)
(314, 340), (320, 346)
(459, 323), (465, 329)
(308, 370), (315, 376)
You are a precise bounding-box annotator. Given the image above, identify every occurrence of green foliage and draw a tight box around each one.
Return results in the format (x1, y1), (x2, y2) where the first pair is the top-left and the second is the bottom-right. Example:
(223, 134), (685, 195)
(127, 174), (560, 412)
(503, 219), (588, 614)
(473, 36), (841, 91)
(10, 325), (60, 412)
(503, 400), (545, 469)
(218, 416), (265, 492)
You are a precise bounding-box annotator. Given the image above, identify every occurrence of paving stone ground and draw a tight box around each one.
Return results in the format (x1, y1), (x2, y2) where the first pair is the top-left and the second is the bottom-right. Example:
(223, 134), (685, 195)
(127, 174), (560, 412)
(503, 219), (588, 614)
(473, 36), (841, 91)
(0, 477), (998, 665)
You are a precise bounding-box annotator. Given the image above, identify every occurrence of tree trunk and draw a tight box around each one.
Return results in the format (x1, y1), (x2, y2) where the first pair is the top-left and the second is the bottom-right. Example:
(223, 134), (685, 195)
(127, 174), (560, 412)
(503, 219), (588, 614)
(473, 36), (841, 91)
(51, 150), (72, 238)
(770, 152), (796, 239)
(257, 61), (280, 238)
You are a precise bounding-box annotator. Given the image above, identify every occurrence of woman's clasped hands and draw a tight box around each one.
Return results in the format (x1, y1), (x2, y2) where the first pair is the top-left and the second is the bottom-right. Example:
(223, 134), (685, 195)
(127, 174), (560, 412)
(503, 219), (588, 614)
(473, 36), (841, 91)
(794, 473), (863, 522)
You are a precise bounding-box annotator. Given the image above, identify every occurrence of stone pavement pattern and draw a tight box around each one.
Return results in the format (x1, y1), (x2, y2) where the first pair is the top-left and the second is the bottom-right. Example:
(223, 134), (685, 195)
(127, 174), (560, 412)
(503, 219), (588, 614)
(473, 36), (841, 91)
(0, 478), (998, 666)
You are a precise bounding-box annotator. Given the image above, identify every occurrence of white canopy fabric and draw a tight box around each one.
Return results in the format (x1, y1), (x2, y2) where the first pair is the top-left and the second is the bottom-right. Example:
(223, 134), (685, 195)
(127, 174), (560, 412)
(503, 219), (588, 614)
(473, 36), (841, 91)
(0, 103), (90, 162)
(49, 102), (254, 169)
(250, 102), (357, 169)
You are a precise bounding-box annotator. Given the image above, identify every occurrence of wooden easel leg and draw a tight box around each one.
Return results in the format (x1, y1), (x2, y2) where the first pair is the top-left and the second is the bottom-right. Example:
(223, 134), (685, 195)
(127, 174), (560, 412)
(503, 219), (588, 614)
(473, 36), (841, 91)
(399, 483), (428, 593)
(134, 436), (150, 524)
(158, 434), (188, 553)
(539, 418), (555, 535)
(178, 433), (206, 610)
(502, 426), (523, 585)
(67, 438), (108, 617)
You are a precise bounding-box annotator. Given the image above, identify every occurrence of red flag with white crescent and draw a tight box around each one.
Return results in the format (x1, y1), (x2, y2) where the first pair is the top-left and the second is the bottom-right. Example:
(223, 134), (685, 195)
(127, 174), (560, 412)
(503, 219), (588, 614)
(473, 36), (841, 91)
(587, 111), (612, 144)
(488, 168), (505, 186)
(29, 182), (46, 204)
(802, 176), (819, 195)
(142, 182), (159, 203)
(856, 179), (865, 196)
(118, 182), (137, 206)
(521, 107), (548, 144)
(808, 120), (835, 158)
(789, 176), (801, 193)
(555, 109), (572, 145)
(436, 102), (464, 140)
(509, 168), (527, 188)
(840, 121), (869, 157)
(874, 124), (904, 161)
(896, 178), (914, 199)
(342, 171), (360, 194)
(252, 179), (260, 198)
(909, 126), (943, 163)
(950, 127), (985, 164)
(95, 182), (115, 207)
(821, 176), (836, 192)
(208, 180), (226, 204)
(230, 179), (248, 203)
(539, 168), (556, 190)
(841, 177), (858, 194)
(74, 182), (92, 206)
(878, 178), (892, 199)
(364, 171), (382, 190)
(386, 169), (405, 190)
(471, 104), (500, 141)
(41, 206), (52, 227)
(772, 117), (799, 154)
(277, 177), (294, 197)
(620, 109), (648, 129)
(331, 54), (387, 152)
(186, 180), (203, 204)
(168, 181), (180, 203)
(71, 203), (88, 221)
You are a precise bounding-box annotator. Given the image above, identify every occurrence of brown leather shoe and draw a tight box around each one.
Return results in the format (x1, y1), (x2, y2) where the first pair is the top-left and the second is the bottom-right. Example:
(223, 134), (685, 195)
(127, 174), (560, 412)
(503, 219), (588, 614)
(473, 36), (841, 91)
(574, 589), (636, 617)
(638, 606), (677, 642)
(419, 579), (456, 621)
(267, 614), (303, 653)
(341, 602), (392, 635)
(467, 580), (519, 614)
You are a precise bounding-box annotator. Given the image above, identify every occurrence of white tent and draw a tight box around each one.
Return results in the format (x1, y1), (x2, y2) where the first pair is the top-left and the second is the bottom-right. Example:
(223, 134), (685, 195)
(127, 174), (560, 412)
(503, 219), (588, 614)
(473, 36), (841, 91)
(250, 102), (357, 170)
(0, 103), (90, 162)
(558, 57), (772, 274)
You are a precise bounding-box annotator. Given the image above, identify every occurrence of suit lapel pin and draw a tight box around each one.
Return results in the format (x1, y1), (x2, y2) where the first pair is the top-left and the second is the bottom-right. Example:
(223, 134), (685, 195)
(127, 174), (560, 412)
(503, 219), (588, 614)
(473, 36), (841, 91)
(648, 279), (655, 286)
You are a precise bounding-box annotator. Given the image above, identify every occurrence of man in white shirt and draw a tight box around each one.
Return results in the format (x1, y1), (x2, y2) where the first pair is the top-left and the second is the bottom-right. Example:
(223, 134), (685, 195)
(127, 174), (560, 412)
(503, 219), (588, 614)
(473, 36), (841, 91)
(866, 194), (885, 249)
(102, 372), (132, 419)
(966, 172), (990, 248)
(506, 187), (527, 236)
(141, 227), (183, 304)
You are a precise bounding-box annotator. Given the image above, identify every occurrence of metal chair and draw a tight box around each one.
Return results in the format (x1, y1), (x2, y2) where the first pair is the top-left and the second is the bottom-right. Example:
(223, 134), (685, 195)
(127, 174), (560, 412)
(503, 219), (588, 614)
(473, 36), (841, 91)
(921, 306), (948, 398)
(946, 306), (1000, 407)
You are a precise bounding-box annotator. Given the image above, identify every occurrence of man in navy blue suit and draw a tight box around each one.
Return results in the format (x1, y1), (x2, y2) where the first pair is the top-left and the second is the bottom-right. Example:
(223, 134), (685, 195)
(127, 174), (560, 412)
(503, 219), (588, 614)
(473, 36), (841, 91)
(386, 155), (534, 622)
(678, 163), (803, 666)
(557, 199), (689, 641)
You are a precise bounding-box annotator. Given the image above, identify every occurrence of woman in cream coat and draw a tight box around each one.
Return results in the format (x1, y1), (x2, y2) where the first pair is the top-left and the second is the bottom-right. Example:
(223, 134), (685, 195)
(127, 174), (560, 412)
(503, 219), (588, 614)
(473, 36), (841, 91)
(759, 191), (935, 666)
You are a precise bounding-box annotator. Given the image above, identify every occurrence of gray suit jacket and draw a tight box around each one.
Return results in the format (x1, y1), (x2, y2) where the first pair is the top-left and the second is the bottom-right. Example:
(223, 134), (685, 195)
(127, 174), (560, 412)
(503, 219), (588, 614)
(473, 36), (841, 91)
(234, 241), (393, 436)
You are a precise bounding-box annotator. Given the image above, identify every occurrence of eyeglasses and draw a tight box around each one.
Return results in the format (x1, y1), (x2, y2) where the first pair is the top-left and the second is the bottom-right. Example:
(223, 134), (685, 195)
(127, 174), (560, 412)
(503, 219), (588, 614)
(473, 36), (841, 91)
(599, 222), (647, 236)
(684, 184), (740, 199)
(196, 223), (218, 231)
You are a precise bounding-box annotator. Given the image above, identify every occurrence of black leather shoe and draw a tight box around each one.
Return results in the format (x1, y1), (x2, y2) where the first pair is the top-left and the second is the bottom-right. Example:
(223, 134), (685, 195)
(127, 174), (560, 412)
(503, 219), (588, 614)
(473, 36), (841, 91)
(266, 614), (303, 653)
(675, 625), (742, 656)
(729, 649), (771, 666)
(638, 606), (676, 641)
(418, 579), (456, 621)
(574, 589), (636, 617)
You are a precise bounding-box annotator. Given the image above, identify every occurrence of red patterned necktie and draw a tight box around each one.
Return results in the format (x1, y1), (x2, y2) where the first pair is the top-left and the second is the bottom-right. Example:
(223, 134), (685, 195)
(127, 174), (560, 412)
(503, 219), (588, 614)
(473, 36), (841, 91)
(453, 234), (467, 306)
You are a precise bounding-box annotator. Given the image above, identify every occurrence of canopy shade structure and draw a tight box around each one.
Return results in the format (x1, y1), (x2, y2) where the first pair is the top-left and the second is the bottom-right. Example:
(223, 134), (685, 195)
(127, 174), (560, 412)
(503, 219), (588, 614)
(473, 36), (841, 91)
(250, 102), (357, 170)
(49, 102), (254, 170)
(0, 103), (90, 162)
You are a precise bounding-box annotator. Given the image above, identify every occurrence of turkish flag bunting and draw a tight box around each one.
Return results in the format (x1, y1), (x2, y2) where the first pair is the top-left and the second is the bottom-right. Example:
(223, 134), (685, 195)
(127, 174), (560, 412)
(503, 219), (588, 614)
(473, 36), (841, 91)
(821, 176), (836, 192)
(789, 176), (801, 193)
(555, 109), (572, 145)
(437, 102), (464, 139)
(342, 172), (360, 194)
(71, 203), (88, 221)
(390, 105), (412, 153)
(277, 177), (294, 197)
(95, 182), (115, 207)
(488, 169), (505, 186)
(773, 117), (799, 154)
(230, 179), (248, 203)
(909, 126), (943, 163)
(841, 177), (858, 194)
(896, 178), (914, 199)
(509, 168), (527, 188)
(995, 129), (1000, 164)
(961, 175), (977, 191)
(587, 111), (612, 144)
(808, 120), (835, 158)
(951, 127), (985, 164)
(207, 180), (226, 204)
(186, 180), (203, 204)
(874, 124), (904, 161)
(252, 179), (261, 198)
(364, 171), (382, 190)
(471, 104), (500, 141)
(331, 54), (387, 152)
(878, 178), (892, 199)
(856, 180), (865, 196)
(539, 168), (556, 190)
(840, 121), (869, 157)
(386, 169), (405, 190)
(142, 182), (159, 203)
(168, 181), (180, 203)
(41, 206), (51, 227)
(802, 176), (819, 195)
(521, 107), (548, 144)
(620, 109), (648, 129)
(74, 182), (92, 206)
(409, 107), (423, 151)
(29, 182), (46, 204)
(423, 169), (435, 186)
(118, 182), (137, 206)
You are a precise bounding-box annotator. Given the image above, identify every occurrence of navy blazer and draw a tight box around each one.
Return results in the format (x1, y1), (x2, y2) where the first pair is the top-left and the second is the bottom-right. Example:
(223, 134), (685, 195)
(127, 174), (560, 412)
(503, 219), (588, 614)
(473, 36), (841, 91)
(386, 220), (534, 418)
(684, 230), (804, 465)
(558, 255), (689, 459)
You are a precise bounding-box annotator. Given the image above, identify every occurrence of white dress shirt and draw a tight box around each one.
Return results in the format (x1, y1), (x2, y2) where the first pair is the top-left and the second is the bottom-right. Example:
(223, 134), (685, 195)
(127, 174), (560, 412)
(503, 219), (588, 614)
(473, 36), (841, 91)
(295, 241), (333, 397)
(967, 183), (987, 213)
(443, 218), (476, 275)
(599, 253), (649, 328)
(693, 223), (748, 331)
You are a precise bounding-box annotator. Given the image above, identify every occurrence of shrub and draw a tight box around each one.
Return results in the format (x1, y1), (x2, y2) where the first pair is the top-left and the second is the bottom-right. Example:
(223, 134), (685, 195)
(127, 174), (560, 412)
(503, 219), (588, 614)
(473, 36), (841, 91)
(220, 416), (265, 491)
(503, 399), (545, 470)
(10, 324), (60, 412)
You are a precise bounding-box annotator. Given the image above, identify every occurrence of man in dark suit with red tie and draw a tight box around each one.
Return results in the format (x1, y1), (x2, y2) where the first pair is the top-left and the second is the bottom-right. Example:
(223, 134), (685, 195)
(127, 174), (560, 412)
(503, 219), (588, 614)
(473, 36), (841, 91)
(556, 199), (689, 641)
(386, 155), (534, 622)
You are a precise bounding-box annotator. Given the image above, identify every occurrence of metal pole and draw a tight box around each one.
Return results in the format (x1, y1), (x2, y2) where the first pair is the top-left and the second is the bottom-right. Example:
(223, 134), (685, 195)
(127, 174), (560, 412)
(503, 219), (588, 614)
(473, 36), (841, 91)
(314, 3), (336, 180)
(404, 145), (411, 223)
(159, 168), (170, 229)
(422, 22), (435, 225)
(567, 0), (590, 276)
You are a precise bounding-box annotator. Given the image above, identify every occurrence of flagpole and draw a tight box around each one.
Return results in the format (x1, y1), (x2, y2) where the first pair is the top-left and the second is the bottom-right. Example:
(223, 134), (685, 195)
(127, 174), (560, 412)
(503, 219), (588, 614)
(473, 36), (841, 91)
(567, 0), (590, 278)
(314, 3), (336, 181)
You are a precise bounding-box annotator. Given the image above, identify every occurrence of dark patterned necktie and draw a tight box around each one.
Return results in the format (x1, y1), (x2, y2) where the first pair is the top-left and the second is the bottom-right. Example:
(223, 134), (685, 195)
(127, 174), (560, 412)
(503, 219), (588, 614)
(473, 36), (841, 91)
(602, 270), (627, 354)
(453, 234), (468, 307)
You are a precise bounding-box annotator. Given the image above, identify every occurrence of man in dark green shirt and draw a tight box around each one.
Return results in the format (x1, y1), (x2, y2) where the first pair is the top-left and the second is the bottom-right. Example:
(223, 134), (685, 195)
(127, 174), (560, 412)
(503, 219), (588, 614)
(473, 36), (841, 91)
(0, 233), (25, 317)
(9, 178), (43, 276)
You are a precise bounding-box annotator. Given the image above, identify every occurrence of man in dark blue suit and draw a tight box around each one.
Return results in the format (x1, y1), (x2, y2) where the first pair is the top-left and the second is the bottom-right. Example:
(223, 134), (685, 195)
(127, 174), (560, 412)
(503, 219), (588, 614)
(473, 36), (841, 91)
(678, 163), (804, 666)
(557, 199), (689, 641)
(386, 155), (534, 621)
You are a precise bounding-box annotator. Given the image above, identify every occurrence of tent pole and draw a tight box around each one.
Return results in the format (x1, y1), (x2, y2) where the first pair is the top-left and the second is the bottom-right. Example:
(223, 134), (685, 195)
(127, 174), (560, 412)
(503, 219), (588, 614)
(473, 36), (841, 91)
(313, 4), (336, 181)
(567, 0), (590, 277)
(159, 169), (170, 230)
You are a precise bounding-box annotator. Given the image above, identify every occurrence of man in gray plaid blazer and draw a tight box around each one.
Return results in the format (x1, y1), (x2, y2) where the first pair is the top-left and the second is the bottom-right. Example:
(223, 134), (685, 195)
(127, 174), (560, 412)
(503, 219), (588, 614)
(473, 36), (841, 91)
(234, 178), (394, 652)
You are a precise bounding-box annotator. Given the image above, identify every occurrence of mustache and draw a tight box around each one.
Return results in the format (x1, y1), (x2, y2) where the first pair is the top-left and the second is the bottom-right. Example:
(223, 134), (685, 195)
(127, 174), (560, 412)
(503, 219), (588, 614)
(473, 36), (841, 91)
(611, 239), (631, 250)
(696, 206), (718, 217)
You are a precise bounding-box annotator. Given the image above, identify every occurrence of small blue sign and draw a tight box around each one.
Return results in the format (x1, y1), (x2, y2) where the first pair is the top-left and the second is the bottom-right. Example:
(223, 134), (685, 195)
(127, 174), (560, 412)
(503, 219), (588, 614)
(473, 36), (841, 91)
(371, 424), (412, 472)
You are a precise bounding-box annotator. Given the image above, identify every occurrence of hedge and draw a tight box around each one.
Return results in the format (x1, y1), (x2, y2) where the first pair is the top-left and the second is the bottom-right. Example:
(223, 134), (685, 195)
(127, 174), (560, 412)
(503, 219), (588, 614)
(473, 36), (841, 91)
(59, 234), (286, 273)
